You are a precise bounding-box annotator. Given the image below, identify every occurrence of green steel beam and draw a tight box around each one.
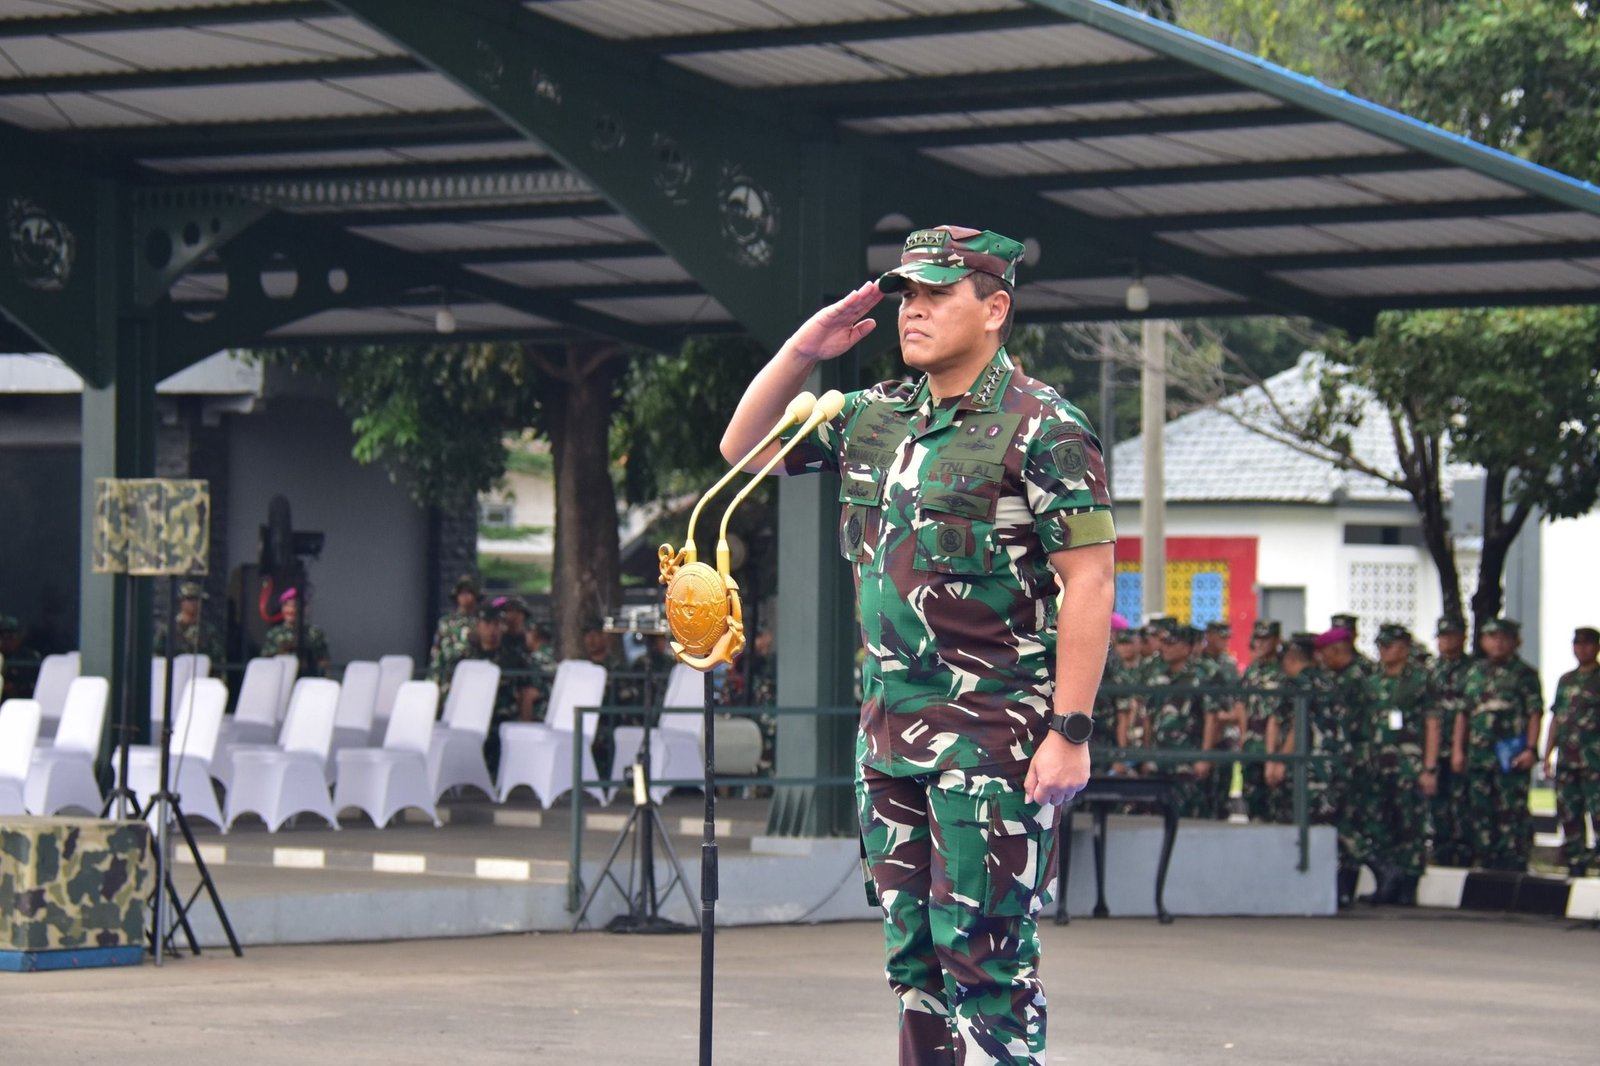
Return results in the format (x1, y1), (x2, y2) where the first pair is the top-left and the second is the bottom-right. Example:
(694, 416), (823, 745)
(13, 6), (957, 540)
(333, 0), (826, 350)
(1242, 241), (1600, 273)
(0, 1), (333, 37)
(129, 188), (270, 307)
(1131, 196), (1547, 233)
(86, 111), (507, 158)
(0, 56), (420, 97)
(142, 157), (561, 191)
(431, 240), (663, 266)
(881, 106), (1309, 149)
(319, 198), (609, 228)
(640, 7), (1062, 55)
(362, 279), (704, 303)
(1012, 153), (1447, 192)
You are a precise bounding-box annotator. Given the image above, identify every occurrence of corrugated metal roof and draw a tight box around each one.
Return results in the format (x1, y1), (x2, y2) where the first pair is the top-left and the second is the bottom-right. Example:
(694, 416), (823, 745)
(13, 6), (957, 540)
(1, 0), (1598, 354)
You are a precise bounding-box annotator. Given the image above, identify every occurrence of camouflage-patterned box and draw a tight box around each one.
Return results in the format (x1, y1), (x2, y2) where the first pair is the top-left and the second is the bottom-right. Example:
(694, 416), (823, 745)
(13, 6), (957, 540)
(1, 816), (150, 970)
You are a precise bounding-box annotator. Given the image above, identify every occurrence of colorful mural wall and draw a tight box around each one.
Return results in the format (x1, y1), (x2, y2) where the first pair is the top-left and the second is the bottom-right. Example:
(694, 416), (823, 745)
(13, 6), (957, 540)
(1114, 536), (1258, 665)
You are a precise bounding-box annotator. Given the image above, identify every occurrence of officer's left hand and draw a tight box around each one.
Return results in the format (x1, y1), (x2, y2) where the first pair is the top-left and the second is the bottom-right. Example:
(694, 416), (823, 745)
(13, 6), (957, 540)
(1511, 748), (1535, 772)
(1025, 732), (1090, 806)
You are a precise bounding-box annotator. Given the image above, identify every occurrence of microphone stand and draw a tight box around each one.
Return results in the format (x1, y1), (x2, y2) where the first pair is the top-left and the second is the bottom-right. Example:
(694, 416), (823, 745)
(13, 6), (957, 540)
(655, 390), (845, 1066)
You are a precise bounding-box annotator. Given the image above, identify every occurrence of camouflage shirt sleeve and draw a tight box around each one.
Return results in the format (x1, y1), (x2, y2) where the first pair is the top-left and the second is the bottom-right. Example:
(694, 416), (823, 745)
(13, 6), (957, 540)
(1023, 415), (1115, 553)
(776, 388), (872, 475)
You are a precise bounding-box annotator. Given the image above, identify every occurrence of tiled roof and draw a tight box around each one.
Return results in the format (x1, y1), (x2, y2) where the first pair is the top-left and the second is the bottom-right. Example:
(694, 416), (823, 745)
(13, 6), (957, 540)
(1111, 351), (1471, 505)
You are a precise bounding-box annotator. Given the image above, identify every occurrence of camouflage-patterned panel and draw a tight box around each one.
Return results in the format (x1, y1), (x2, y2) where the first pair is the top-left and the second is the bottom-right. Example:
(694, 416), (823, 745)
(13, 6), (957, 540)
(0, 816), (150, 951)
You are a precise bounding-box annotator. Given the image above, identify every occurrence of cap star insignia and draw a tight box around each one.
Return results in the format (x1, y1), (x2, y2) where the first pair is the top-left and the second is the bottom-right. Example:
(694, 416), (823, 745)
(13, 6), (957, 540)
(948, 253), (965, 267)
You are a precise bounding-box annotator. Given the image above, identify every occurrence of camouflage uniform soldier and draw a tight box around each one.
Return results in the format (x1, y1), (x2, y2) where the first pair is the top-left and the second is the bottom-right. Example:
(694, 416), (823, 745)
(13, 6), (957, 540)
(1452, 618), (1543, 871)
(723, 225), (1115, 1066)
(525, 623), (558, 721)
(1356, 625), (1430, 905)
(1237, 621), (1286, 822)
(154, 581), (224, 662)
(260, 588), (331, 675)
(1102, 627), (1144, 759)
(429, 575), (479, 695)
(1542, 626), (1600, 875)
(0, 614), (41, 699)
(1422, 617), (1473, 867)
(1197, 621), (1241, 819)
(463, 604), (534, 775)
(1262, 634), (1327, 826)
(1313, 627), (1369, 905)
(1144, 625), (1226, 818)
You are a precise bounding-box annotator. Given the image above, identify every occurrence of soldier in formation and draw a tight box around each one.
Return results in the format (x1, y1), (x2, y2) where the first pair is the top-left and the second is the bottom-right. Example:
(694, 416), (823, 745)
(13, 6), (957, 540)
(1236, 620), (1286, 823)
(428, 574), (479, 695)
(1452, 618), (1543, 871)
(1422, 617), (1473, 867)
(1354, 624), (1429, 905)
(1311, 626), (1368, 906)
(1543, 626), (1600, 876)
(1143, 624), (1225, 819)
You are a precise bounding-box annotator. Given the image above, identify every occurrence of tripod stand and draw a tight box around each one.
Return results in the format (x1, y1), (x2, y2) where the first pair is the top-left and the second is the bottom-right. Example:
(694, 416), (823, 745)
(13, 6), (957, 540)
(141, 576), (241, 962)
(571, 624), (696, 934)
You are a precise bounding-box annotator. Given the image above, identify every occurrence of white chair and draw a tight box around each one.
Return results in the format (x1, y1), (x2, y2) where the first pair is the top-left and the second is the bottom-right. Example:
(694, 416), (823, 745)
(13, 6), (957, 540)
(426, 659), (500, 802)
(0, 699), (43, 815)
(222, 657), (286, 745)
(151, 654), (210, 729)
(275, 654), (300, 721)
(495, 660), (608, 807)
(611, 663), (705, 804)
(369, 654), (414, 743)
(25, 676), (108, 816)
(32, 651), (79, 739)
(121, 679), (228, 832)
(224, 677), (340, 832)
(334, 680), (441, 828)
(330, 661), (380, 763)
(215, 675), (341, 792)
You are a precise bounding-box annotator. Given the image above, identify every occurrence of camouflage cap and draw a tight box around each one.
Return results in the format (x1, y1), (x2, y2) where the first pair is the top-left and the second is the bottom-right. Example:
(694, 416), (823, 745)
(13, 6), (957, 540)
(1330, 613), (1359, 634)
(1435, 616), (1466, 636)
(1287, 631), (1318, 655)
(1145, 615), (1178, 637)
(1114, 627), (1139, 644)
(453, 574), (479, 596)
(1574, 626), (1599, 643)
(1481, 617), (1520, 636)
(1375, 623), (1413, 645)
(476, 603), (503, 623)
(876, 225), (1024, 293)
(1251, 620), (1281, 639)
(177, 581), (206, 600)
(499, 596), (531, 617)
(1204, 620), (1231, 635)
(1163, 623), (1199, 645)
(0, 614), (19, 634)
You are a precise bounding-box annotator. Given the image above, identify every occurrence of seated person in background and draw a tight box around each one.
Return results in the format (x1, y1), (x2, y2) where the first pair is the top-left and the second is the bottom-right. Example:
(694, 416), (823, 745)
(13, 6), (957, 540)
(155, 581), (225, 662)
(0, 614), (40, 699)
(260, 588), (332, 676)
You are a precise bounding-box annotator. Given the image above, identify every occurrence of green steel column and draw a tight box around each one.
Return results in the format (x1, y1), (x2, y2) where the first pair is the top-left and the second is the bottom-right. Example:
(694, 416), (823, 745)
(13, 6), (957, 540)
(766, 142), (874, 838)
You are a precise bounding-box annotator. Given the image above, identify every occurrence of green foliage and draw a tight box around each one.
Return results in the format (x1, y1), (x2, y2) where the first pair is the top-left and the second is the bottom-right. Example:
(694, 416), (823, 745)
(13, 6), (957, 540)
(477, 553), (551, 594)
(503, 445), (553, 477)
(255, 342), (541, 507)
(477, 523), (550, 542)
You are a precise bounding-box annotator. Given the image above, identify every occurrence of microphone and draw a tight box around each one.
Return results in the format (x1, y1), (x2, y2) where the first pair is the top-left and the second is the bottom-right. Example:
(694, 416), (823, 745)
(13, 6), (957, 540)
(658, 390), (829, 669)
(713, 390), (846, 571)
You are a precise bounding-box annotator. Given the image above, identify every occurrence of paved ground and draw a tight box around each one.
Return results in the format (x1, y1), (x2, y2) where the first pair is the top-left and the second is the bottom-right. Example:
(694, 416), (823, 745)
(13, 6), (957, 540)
(8, 910), (1595, 1064)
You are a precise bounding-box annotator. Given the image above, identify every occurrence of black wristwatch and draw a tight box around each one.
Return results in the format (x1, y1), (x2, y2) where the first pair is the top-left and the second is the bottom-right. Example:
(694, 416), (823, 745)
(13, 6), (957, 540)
(1049, 712), (1094, 744)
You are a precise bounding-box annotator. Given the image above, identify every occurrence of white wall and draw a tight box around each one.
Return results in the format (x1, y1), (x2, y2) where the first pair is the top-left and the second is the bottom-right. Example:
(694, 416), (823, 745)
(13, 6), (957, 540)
(1539, 509), (1600, 698)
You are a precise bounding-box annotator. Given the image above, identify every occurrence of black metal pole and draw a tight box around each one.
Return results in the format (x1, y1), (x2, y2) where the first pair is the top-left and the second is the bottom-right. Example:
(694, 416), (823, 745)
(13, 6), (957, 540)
(152, 574), (178, 965)
(699, 668), (718, 1066)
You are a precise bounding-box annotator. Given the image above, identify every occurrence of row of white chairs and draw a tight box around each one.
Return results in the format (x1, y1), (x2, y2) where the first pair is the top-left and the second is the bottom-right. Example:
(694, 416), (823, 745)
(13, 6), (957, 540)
(1, 656), (761, 835)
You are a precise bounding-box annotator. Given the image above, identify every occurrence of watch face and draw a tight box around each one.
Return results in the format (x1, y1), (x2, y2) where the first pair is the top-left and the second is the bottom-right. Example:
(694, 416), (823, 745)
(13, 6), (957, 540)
(1059, 713), (1093, 743)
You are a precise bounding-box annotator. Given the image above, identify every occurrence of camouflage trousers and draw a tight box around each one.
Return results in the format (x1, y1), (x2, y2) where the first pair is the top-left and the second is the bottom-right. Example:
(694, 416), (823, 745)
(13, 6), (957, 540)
(1426, 765), (1473, 867)
(1354, 757), (1426, 877)
(857, 764), (1059, 1066)
(1553, 764), (1600, 869)
(1463, 760), (1533, 871)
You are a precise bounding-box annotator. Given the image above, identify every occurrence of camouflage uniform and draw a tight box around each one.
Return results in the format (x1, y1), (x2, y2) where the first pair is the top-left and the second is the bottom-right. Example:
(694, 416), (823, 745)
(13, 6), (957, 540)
(1358, 656), (1430, 880)
(1549, 662), (1600, 871)
(1239, 656), (1287, 823)
(1142, 653), (1224, 819)
(1278, 663), (1341, 826)
(1460, 654), (1543, 871)
(261, 621), (330, 668)
(1190, 653), (1236, 819)
(1423, 652), (1474, 867)
(786, 328), (1113, 1064)
(154, 619), (224, 663)
(527, 642), (558, 721)
(1320, 659), (1370, 882)
(428, 609), (474, 693)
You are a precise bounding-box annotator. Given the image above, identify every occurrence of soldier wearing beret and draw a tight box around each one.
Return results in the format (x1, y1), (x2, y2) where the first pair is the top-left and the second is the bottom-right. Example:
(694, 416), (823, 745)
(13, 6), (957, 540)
(155, 581), (224, 663)
(1543, 626), (1600, 875)
(1451, 618), (1543, 870)
(720, 224), (1115, 1065)
(260, 588), (331, 676)
(1422, 616), (1472, 867)
(429, 574), (479, 696)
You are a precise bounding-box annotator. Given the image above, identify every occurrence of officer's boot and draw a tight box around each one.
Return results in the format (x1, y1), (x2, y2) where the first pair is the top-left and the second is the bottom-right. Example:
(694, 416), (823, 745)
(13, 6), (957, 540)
(1359, 863), (1401, 906)
(1336, 867), (1358, 908)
